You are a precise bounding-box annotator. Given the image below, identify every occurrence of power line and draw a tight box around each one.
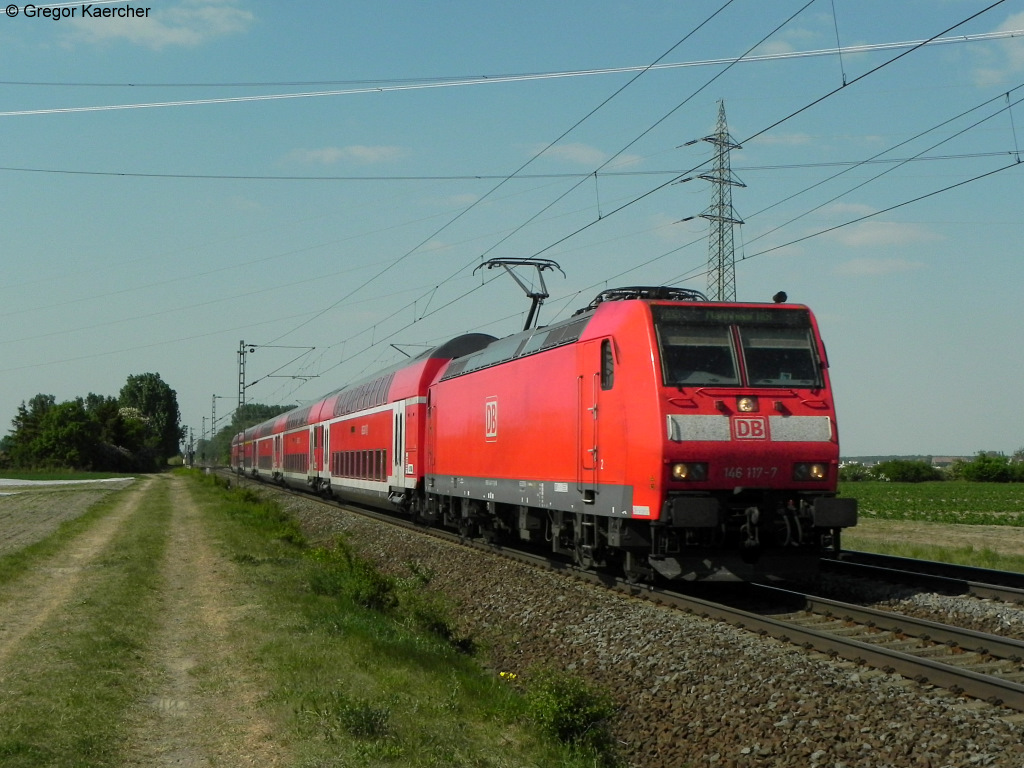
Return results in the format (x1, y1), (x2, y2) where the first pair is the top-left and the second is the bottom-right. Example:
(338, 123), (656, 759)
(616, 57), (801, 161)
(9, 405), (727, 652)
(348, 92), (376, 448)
(2, 151), (1011, 182)
(1, 28), (1018, 92)
(739, 160), (1022, 263)
(262, 0), (743, 347)
(268, 0), (1017, 402)
(742, 84), (1024, 252)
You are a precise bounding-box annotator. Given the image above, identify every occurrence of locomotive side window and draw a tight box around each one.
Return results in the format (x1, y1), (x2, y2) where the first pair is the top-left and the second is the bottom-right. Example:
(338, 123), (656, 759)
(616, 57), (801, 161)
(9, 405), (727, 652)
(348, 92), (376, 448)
(740, 326), (821, 387)
(600, 339), (615, 390)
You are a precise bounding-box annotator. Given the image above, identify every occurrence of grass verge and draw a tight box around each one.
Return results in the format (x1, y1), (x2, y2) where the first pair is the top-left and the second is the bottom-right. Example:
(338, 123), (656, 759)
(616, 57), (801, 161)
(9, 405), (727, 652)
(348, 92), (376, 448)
(190, 471), (620, 767)
(842, 530), (1024, 573)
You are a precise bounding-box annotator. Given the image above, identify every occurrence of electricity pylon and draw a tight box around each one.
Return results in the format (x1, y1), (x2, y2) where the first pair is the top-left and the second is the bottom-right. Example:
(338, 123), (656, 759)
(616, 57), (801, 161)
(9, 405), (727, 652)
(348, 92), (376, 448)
(696, 100), (745, 302)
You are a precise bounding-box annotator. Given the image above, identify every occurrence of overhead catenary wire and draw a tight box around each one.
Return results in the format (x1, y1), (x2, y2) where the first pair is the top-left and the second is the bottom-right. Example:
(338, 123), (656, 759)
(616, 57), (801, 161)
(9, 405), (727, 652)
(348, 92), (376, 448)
(299, 2), (1021, 384)
(511, 0), (1012, 267)
(0, 151), (1013, 182)
(1, 27), (1020, 112)
(259, 0), (743, 349)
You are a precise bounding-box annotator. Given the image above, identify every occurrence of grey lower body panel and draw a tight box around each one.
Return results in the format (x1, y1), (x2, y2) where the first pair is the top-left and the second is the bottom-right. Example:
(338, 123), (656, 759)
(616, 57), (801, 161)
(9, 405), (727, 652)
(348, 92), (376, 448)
(426, 474), (634, 517)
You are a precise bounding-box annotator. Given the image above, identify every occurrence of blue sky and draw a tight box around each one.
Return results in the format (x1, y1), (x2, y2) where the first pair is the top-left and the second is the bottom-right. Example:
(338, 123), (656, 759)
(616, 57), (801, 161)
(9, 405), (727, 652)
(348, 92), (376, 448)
(1, 0), (1022, 458)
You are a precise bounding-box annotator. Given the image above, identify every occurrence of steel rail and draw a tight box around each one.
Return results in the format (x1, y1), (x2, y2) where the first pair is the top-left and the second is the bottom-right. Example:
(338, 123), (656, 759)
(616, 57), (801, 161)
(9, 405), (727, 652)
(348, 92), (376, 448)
(646, 583), (1024, 710)
(824, 552), (1024, 604)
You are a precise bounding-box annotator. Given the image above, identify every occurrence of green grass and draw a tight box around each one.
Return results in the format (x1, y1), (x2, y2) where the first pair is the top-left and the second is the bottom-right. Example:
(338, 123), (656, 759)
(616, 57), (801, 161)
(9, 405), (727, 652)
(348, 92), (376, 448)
(840, 481), (1024, 525)
(0, 479), (169, 768)
(842, 537), (1024, 573)
(189, 471), (619, 767)
(840, 480), (1024, 572)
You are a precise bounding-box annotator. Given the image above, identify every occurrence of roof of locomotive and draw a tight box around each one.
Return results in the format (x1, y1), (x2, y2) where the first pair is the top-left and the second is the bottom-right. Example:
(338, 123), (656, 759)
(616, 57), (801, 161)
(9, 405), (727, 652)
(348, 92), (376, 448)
(438, 286), (813, 382)
(237, 287), (812, 436)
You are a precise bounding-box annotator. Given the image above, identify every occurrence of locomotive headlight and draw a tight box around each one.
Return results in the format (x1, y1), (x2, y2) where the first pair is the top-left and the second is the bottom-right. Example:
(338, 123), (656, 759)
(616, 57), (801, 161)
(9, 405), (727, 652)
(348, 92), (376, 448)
(793, 462), (828, 481)
(737, 396), (758, 413)
(672, 462), (708, 481)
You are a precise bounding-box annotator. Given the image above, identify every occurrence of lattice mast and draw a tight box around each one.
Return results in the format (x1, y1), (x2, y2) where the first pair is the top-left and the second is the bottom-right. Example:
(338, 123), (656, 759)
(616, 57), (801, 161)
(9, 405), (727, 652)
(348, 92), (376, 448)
(699, 100), (745, 302)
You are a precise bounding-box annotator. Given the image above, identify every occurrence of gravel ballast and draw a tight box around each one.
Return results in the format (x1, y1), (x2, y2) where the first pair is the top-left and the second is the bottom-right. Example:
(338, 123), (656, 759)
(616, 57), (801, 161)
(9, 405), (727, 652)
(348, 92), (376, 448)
(269, 488), (1024, 768)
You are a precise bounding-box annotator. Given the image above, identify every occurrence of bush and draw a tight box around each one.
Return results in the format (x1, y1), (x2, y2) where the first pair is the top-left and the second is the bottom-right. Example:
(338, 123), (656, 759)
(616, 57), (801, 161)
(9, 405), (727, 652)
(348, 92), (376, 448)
(958, 453), (1013, 483)
(873, 459), (943, 483)
(525, 670), (617, 757)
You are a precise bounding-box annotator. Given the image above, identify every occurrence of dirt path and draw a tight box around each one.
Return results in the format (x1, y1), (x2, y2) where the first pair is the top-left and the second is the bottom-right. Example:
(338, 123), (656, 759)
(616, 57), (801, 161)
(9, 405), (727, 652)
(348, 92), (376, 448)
(0, 477), (152, 670)
(121, 474), (286, 767)
(0, 475), (289, 766)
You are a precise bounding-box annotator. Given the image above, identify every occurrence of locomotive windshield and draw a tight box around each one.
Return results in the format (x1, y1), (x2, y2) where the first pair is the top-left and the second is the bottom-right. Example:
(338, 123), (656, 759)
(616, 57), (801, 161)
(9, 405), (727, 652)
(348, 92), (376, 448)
(652, 305), (821, 388)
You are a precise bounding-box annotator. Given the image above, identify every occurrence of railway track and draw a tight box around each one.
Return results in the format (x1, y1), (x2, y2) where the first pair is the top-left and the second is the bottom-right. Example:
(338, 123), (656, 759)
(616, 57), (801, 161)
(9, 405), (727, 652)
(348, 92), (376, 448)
(599, 579), (1024, 711)
(224, 470), (1024, 711)
(825, 550), (1024, 604)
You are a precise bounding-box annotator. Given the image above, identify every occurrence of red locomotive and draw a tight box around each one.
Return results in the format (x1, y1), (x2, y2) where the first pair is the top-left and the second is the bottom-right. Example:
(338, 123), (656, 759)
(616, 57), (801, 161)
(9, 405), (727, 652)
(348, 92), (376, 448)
(232, 286), (856, 581)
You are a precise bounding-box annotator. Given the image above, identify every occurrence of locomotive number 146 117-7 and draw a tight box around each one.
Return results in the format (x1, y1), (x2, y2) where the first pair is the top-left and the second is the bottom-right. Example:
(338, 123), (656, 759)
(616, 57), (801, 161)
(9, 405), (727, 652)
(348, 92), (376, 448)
(723, 466), (779, 480)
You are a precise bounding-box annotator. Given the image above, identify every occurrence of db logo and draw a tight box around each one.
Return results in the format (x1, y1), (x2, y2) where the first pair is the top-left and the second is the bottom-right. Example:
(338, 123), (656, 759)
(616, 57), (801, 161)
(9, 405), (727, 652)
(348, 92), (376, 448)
(484, 397), (498, 441)
(733, 416), (768, 440)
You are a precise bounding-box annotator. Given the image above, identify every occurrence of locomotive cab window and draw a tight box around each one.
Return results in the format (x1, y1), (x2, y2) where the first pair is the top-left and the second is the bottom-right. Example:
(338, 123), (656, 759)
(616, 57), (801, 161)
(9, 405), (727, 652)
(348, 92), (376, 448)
(657, 326), (739, 386)
(739, 326), (820, 387)
(652, 305), (821, 388)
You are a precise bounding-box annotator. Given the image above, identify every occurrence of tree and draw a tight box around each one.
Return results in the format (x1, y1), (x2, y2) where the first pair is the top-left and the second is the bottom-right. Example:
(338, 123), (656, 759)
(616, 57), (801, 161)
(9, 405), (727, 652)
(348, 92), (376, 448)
(7, 394), (57, 467)
(34, 400), (96, 469)
(118, 373), (184, 465)
(202, 403), (295, 464)
(959, 453), (1012, 483)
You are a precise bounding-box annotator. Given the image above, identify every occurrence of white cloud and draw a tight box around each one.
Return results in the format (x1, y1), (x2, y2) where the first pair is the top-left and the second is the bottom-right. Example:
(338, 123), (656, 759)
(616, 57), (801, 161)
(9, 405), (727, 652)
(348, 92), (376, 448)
(834, 257), (924, 277)
(751, 40), (797, 57)
(749, 132), (814, 147)
(68, 0), (253, 50)
(442, 193), (479, 208)
(525, 142), (642, 170)
(828, 219), (941, 248)
(996, 12), (1024, 71)
(287, 146), (408, 165)
(972, 12), (1024, 85)
(825, 202), (875, 218)
(541, 143), (608, 167)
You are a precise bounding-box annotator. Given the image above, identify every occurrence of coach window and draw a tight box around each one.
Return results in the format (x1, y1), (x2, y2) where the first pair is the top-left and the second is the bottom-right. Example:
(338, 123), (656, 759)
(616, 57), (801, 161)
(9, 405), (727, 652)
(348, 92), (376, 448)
(600, 339), (615, 390)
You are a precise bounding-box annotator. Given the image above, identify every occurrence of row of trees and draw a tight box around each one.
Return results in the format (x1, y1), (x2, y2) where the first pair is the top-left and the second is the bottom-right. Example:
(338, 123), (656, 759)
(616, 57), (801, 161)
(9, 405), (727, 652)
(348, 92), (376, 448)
(841, 452), (1024, 483)
(0, 373), (184, 472)
(198, 403), (295, 465)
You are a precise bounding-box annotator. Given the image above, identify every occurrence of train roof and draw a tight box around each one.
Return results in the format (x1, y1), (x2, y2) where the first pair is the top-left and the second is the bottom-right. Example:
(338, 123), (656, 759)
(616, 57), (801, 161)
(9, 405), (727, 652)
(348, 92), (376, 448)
(439, 286), (813, 382)
(238, 287), (813, 436)
(241, 332), (496, 436)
